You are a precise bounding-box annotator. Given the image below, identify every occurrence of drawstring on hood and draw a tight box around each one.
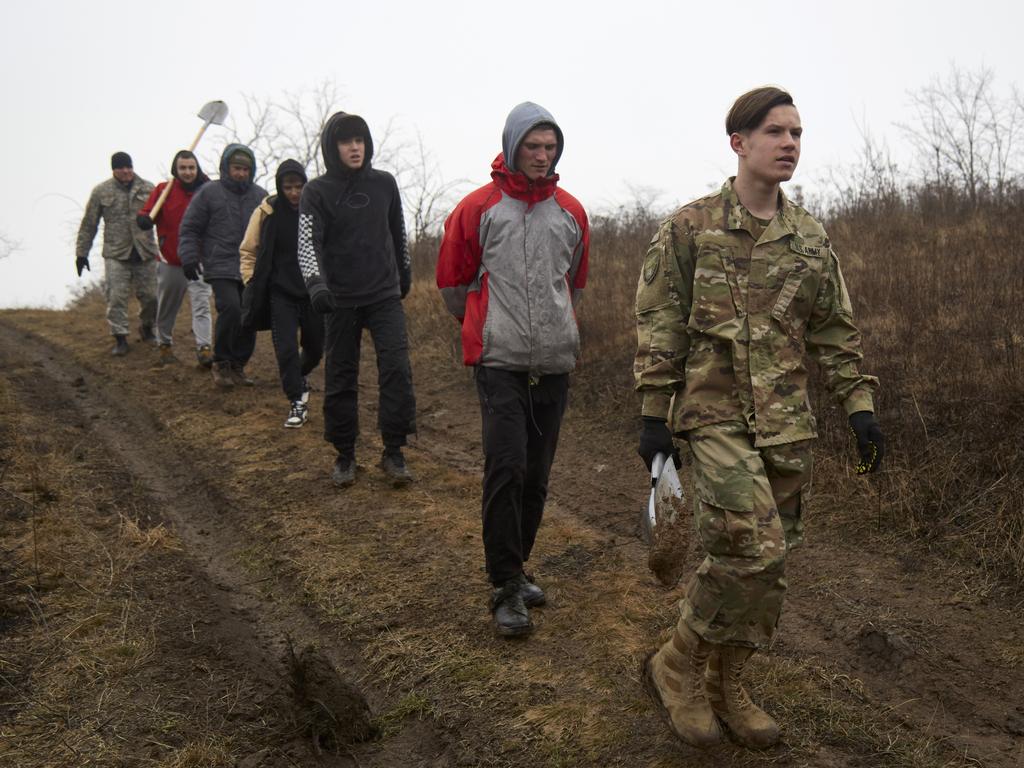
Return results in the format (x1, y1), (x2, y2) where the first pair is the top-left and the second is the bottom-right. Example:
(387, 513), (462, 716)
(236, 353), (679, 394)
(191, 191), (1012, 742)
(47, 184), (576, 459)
(218, 142), (257, 195)
(501, 102), (564, 176)
(320, 111), (374, 179)
(171, 149), (210, 193)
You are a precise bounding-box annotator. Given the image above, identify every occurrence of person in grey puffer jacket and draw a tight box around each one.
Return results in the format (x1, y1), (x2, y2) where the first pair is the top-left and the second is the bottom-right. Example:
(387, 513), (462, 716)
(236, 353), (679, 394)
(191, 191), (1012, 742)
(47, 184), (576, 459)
(178, 143), (266, 387)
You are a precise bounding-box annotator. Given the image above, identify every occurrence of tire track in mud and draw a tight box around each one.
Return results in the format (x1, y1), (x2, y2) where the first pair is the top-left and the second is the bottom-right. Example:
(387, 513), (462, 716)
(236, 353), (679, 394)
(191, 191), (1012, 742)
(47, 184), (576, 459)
(0, 320), (453, 767)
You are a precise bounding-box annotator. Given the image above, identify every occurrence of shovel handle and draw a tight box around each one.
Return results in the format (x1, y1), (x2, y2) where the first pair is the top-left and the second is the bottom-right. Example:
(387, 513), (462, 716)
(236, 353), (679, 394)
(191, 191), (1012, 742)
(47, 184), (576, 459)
(148, 118), (214, 221)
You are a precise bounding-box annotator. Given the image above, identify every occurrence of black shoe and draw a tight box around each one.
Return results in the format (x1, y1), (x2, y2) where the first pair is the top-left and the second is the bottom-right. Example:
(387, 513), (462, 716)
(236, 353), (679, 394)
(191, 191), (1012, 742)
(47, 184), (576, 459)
(491, 580), (533, 637)
(332, 455), (356, 488)
(139, 322), (156, 344)
(379, 449), (413, 487)
(111, 335), (129, 356)
(211, 361), (234, 388)
(516, 573), (546, 608)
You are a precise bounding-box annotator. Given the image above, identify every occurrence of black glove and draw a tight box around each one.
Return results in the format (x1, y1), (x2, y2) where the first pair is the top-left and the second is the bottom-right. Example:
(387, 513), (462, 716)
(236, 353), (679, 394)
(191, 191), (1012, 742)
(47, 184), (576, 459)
(182, 262), (201, 282)
(400, 276), (411, 300)
(136, 213), (154, 230)
(308, 278), (337, 314)
(849, 411), (885, 474)
(637, 416), (681, 471)
(75, 256), (90, 277)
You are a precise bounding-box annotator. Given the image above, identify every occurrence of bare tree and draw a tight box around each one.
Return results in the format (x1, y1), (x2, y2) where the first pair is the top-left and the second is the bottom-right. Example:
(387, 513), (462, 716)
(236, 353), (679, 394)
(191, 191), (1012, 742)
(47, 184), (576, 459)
(0, 232), (20, 261)
(387, 129), (467, 242)
(899, 65), (1023, 206)
(207, 80), (462, 242)
(207, 79), (342, 187)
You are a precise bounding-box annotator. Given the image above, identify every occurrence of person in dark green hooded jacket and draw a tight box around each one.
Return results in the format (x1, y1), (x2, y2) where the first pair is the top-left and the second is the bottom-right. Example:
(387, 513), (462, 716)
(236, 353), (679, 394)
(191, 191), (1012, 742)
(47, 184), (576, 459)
(179, 144), (267, 387)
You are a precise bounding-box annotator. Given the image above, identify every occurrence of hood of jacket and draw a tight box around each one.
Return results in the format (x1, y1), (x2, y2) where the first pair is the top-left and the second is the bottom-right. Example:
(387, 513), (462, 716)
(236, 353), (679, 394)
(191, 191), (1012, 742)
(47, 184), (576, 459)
(320, 112), (373, 178)
(501, 101), (564, 176)
(171, 149), (210, 192)
(275, 158), (308, 196)
(218, 143), (257, 194)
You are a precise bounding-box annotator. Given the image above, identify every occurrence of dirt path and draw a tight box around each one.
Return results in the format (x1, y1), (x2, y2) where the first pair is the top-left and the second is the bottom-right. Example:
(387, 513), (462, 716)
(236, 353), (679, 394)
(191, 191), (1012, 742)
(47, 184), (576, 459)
(1, 302), (1021, 767)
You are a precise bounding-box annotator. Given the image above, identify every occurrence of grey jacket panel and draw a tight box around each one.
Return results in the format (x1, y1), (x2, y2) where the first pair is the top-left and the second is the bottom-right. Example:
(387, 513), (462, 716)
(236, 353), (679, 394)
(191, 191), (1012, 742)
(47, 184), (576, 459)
(478, 193), (582, 375)
(76, 176), (158, 261)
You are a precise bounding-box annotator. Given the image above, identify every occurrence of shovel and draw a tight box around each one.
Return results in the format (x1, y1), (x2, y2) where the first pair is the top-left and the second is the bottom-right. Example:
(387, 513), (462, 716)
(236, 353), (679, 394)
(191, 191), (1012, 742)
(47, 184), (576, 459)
(146, 100), (229, 221)
(641, 451), (691, 586)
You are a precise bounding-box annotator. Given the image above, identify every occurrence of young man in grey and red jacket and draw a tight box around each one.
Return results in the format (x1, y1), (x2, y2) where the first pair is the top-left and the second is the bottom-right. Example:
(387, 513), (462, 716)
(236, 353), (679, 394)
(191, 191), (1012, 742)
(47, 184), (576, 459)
(298, 112), (416, 488)
(436, 102), (590, 637)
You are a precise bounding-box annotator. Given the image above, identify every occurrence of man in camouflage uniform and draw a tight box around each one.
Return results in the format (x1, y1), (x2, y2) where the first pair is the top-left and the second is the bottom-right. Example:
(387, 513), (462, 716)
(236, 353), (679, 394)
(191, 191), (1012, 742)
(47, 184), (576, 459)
(76, 151), (159, 356)
(634, 87), (885, 749)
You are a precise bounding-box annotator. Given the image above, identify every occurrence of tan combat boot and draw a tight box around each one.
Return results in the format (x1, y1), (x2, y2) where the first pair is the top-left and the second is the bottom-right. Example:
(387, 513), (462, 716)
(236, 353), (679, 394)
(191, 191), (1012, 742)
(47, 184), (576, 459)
(706, 645), (780, 749)
(642, 619), (722, 748)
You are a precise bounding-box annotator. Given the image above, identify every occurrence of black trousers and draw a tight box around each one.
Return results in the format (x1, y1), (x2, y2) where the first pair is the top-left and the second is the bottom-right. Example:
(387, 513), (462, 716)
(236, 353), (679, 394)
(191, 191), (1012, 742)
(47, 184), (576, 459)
(323, 296), (416, 455)
(475, 366), (569, 586)
(270, 290), (325, 401)
(208, 278), (256, 365)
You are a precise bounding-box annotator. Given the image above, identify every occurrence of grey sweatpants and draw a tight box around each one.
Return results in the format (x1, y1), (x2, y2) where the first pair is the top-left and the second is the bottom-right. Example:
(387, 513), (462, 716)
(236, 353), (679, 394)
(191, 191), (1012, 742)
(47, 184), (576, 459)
(104, 257), (157, 336)
(155, 262), (212, 347)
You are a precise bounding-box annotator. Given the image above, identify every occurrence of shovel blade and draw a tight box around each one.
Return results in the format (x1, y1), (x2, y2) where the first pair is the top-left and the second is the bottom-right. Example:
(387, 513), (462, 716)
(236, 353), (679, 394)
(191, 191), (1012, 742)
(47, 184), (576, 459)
(641, 452), (690, 586)
(198, 100), (229, 126)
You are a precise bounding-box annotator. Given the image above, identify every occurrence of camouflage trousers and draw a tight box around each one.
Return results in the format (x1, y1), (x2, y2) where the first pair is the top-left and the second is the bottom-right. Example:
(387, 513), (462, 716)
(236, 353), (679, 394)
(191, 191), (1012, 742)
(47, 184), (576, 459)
(104, 257), (157, 337)
(680, 421), (812, 649)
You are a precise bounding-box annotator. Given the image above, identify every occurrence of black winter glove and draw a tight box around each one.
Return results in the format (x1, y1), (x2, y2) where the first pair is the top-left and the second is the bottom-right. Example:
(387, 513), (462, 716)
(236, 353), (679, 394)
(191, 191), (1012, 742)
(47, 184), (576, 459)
(849, 411), (885, 474)
(308, 278), (337, 314)
(182, 262), (201, 282)
(400, 276), (411, 300)
(637, 416), (681, 471)
(75, 256), (90, 277)
(136, 214), (154, 231)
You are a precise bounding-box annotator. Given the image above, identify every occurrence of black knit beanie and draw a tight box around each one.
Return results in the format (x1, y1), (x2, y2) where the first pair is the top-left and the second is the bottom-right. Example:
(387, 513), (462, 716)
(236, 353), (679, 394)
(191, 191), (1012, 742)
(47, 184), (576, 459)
(111, 151), (133, 169)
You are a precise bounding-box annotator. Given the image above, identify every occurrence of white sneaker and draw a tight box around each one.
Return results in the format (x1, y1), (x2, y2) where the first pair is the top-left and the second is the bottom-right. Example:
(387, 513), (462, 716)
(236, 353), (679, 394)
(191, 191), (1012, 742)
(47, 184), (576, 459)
(284, 400), (308, 428)
(301, 377), (310, 404)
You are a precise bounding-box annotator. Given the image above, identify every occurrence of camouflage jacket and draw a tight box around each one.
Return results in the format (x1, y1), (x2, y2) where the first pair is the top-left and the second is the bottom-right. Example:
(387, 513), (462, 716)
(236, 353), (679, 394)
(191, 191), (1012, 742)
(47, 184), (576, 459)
(76, 176), (159, 261)
(634, 179), (877, 447)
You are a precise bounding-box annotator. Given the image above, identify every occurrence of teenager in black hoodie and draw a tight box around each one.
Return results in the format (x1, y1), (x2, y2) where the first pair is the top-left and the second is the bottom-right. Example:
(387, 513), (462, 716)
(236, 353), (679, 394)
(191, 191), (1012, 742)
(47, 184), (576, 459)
(298, 112), (416, 488)
(240, 159), (324, 427)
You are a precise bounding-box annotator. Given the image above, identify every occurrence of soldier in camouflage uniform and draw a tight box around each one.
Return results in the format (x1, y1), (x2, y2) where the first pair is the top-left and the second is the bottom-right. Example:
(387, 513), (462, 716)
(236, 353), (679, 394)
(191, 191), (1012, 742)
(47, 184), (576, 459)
(76, 151), (160, 356)
(635, 87), (885, 749)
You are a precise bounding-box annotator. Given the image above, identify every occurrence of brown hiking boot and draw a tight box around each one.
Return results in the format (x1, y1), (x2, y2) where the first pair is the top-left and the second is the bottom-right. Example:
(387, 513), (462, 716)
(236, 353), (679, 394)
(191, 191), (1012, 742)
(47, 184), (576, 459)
(706, 646), (780, 749)
(230, 362), (254, 386)
(152, 343), (175, 369)
(211, 361), (234, 389)
(642, 619), (722, 748)
(196, 344), (213, 369)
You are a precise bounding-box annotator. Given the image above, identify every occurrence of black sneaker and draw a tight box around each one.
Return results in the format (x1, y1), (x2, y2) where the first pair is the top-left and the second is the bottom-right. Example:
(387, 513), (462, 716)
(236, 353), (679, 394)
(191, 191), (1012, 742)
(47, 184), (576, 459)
(379, 450), (413, 487)
(516, 573), (546, 608)
(284, 400), (308, 428)
(491, 580), (533, 637)
(332, 455), (356, 488)
(111, 335), (129, 356)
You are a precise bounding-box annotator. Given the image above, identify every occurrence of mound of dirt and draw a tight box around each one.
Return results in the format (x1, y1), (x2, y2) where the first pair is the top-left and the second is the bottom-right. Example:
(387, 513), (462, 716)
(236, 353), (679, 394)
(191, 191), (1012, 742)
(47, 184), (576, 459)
(287, 642), (376, 753)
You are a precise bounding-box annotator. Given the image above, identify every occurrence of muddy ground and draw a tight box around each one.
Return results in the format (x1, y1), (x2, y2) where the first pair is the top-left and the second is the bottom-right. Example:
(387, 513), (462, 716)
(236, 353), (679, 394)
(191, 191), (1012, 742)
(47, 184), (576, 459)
(1, 296), (1021, 767)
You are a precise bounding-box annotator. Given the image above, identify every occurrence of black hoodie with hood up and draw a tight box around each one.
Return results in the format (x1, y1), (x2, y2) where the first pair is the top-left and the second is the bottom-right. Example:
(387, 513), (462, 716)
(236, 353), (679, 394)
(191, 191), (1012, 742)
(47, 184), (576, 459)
(297, 112), (411, 307)
(240, 159), (309, 330)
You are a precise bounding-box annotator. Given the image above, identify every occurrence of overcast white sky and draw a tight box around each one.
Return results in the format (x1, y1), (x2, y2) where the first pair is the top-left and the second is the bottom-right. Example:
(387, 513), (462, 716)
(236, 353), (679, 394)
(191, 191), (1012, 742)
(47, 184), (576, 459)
(1, 0), (1020, 308)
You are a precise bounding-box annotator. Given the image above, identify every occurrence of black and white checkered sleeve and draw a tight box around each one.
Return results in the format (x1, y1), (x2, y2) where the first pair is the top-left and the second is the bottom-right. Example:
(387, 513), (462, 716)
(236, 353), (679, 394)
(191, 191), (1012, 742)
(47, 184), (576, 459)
(298, 212), (320, 281)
